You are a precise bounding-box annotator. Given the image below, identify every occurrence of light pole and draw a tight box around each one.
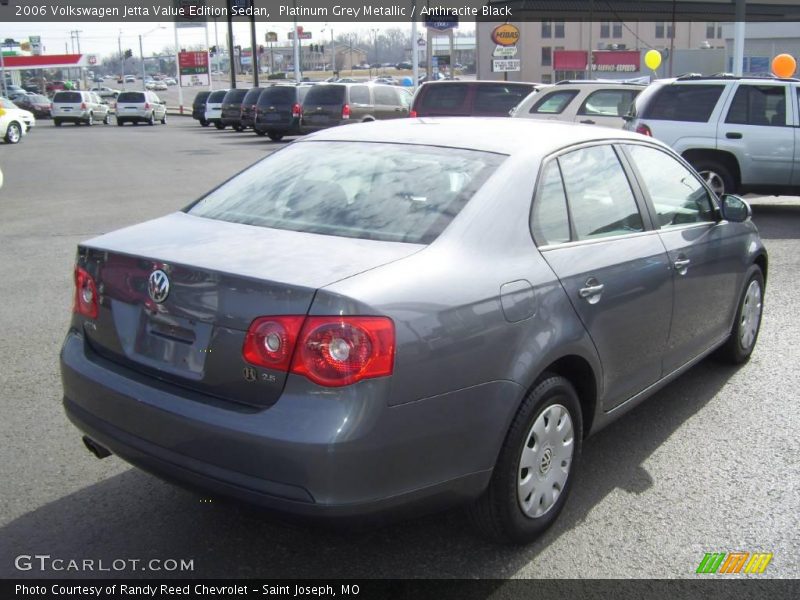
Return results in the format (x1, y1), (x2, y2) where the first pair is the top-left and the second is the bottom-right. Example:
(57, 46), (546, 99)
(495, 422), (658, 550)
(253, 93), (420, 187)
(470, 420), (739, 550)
(322, 25), (336, 77)
(139, 25), (165, 91)
(118, 30), (125, 83)
(370, 28), (379, 73)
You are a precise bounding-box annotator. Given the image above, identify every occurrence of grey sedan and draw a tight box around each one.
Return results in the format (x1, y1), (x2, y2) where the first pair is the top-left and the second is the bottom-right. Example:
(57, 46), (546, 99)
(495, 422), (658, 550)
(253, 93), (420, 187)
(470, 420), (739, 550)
(60, 119), (766, 543)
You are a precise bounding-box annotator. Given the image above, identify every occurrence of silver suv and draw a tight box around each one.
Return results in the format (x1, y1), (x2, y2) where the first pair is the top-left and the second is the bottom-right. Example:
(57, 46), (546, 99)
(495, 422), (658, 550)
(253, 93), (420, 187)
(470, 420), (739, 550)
(625, 75), (800, 196)
(512, 81), (645, 129)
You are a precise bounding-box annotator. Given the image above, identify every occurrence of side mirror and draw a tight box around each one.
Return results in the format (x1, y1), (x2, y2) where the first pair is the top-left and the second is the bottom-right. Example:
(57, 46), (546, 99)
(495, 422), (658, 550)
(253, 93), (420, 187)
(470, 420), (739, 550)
(720, 194), (752, 223)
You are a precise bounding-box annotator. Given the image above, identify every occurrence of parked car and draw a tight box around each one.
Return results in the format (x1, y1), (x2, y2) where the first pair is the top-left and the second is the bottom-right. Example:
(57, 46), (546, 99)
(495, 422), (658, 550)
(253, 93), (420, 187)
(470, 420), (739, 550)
(220, 88), (250, 131)
(0, 97), (31, 143)
(46, 81), (68, 94)
(301, 83), (410, 134)
(239, 87), (266, 131)
(204, 89), (229, 129)
(411, 80), (541, 117)
(115, 91), (167, 126)
(51, 91), (110, 126)
(512, 81), (645, 129)
(90, 86), (121, 100)
(395, 61), (412, 70)
(192, 91), (212, 126)
(60, 118), (766, 543)
(146, 81), (168, 92)
(164, 78), (177, 86)
(253, 84), (313, 140)
(13, 93), (51, 119)
(124, 75), (136, 84)
(625, 74), (800, 196)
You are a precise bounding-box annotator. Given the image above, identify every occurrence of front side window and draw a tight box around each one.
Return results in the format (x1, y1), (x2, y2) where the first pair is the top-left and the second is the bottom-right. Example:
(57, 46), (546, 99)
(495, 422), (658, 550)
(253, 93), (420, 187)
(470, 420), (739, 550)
(626, 145), (715, 228)
(187, 142), (506, 245)
(532, 162), (570, 246)
(725, 85), (786, 127)
(558, 145), (643, 240)
(530, 90), (578, 114)
(373, 86), (397, 106)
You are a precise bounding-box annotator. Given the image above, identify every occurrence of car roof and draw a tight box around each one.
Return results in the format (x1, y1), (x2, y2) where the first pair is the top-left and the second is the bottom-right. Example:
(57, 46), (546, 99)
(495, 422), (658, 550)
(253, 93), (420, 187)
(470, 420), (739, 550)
(420, 80), (540, 86)
(298, 117), (650, 155)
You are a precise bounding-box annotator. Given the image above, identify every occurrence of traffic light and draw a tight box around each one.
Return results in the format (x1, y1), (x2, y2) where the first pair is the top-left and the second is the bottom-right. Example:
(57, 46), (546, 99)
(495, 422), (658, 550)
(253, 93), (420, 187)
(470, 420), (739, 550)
(124, 49), (132, 59)
(258, 45), (264, 55)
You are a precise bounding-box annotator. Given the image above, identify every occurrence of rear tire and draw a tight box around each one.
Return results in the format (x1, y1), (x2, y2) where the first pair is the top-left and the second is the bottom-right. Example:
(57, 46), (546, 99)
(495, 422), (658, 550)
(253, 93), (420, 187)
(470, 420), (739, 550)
(234, 124), (244, 132)
(103, 114), (109, 125)
(161, 114), (167, 125)
(691, 158), (735, 197)
(200, 118), (209, 127)
(86, 113), (94, 126)
(148, 113), (155, 126)
(469, 374), (582, 544)
(214, 121), (225, 130)
(54, 119), (62, 127)
(254, 128), (267, 136)
(716, 267), (764, 364)
(4, 121), (22, 144)
(267, 132), (284, 141)
(117, 118), (124, 126)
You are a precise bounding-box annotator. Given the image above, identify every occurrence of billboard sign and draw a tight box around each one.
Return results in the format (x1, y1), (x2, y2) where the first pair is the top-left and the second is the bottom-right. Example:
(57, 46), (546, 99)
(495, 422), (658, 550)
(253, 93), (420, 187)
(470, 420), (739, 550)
(178, 50), (209, 86)
(492, 59), (521, 72)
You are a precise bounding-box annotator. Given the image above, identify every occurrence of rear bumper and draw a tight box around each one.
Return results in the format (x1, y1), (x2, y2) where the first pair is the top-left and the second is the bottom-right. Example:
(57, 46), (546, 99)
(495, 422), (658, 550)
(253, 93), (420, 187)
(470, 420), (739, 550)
(221, 117), (243, 127)
(254, 118), (300, 134)
(60, 331), (516, 519)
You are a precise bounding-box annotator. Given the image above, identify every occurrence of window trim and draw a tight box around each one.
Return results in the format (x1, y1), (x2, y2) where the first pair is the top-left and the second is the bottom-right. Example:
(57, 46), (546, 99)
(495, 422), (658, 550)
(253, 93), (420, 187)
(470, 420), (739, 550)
(529, 90), (579, 115)
(577, 88), (640, 117)
(723, 83), (790, 128)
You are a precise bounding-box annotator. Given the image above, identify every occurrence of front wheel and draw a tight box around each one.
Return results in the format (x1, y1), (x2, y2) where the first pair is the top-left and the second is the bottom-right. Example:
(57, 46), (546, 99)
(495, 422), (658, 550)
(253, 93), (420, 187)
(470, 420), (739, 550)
(4, 121), (22, 144)
(691, 158), (735, 197)
(161, 114), (167, 125)
(469, 374), (582, 544)
(717, 267), (764, 364)
(200, 118), (209, 127)
(254, 128), (267, 136)
(54, 119), (62, 127)
(86, 113), (94, 126)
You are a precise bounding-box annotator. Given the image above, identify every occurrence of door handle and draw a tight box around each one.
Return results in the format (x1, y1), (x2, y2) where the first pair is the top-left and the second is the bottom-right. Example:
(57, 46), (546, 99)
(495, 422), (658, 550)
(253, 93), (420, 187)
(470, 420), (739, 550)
(579, 119), (595, 125)
(673, 258), (691, 274)
(726, 132), (742, 139)
(579, 278), (604, 302)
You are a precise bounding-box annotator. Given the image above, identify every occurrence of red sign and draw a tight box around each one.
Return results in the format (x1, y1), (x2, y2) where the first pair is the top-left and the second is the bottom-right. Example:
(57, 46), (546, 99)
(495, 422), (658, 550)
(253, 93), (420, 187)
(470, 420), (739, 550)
(178, 51), (209, 70)
(554, 50), (641, 72)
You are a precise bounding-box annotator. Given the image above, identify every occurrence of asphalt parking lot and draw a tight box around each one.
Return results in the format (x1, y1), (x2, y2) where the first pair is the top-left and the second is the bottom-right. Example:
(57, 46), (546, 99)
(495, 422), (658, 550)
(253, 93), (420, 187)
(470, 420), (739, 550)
(0, 119), (798, 580)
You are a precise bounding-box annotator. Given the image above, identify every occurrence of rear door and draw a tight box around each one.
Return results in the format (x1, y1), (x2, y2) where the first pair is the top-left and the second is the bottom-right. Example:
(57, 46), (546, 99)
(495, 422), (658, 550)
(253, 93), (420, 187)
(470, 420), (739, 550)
(373, 85), (407, 120)
(718, 82), (795, 187)
(348, 85), (373, 120)
(534, 144), (672, 409)
(622, 143), (744, 372)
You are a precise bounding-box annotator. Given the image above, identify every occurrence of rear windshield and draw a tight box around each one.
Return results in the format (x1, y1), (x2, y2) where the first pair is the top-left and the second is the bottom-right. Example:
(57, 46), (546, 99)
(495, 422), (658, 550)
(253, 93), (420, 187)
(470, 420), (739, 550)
(117, 92), (146, 103)
(193, 91), (211, 106)
(208, 90), (228, 102)
(242, 88), (264, 104)
(187, 141), (505, 244)
(639, 84), (724, 122)
(223, 89), (248, 103)
(258, 86), (295, 105)
(53, 91), (82, 103)
(473, 84), (535, 114)
(303, 85), (345, 105)
(418, 84), (468, 112)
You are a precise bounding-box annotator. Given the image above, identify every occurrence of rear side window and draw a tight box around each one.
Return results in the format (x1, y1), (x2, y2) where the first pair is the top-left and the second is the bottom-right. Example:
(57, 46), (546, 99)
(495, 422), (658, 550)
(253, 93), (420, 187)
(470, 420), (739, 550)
(640, 84), (724, 122)
(116, 92), (146, 103)
(350, 85), (371, 105)
(725, 85), (786, 126)
(373, 86), (397, 106)
(417, 84), (468, 112)
(208, 90), (228, 102)
(530, 90), (579, 114)
(187, 141), (506, 245)
(242, 88), (264, 105)
(474, 84), (534, 114)
(223, 89), (248, 103)
(579, 89), (640, 117)
(304, 85), (345, 105)
(559, 145), (643, 240)
(532, 162), (571, 246)
(53, 91), (82, 103)
(259, 86), (295, 105)
(193, 92), (211, 106)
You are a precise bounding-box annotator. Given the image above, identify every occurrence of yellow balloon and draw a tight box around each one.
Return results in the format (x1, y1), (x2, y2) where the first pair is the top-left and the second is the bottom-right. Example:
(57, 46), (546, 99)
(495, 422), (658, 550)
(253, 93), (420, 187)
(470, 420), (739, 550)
(772, 53), (797, 78)
(644, 49), (662, 71)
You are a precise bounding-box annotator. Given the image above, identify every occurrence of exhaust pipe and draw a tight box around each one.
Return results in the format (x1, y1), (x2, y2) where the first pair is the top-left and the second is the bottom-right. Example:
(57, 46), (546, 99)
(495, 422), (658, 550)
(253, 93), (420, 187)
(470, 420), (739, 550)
(82, 436), (112, 459)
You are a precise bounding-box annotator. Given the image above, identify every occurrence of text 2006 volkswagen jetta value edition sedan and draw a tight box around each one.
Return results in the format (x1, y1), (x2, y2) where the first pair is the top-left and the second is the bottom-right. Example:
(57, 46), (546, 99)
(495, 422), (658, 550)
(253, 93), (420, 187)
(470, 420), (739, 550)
(61, 119), (766, 543)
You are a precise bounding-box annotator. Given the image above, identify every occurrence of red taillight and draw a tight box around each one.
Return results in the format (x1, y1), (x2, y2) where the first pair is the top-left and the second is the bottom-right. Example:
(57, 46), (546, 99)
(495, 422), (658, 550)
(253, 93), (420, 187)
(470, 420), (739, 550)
(409, 110), (417, 118)
(292, 102), (301, 118)
(242, 315), (395, 387)
(144, 102), (151, 110)
(635, 124), (652, 137)
(73, 266), (98, 319)
(341, 104), (351, 119)
(243, 316), (305, 372)
(80, 102), (87, 110)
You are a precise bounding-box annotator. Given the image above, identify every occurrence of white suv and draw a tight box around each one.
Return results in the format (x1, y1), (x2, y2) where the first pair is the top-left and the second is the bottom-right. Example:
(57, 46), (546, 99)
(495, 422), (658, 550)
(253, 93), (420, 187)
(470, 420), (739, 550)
(512, 81), (645, 129)
(52, 90), (109, 126)
(625, 75), (800, 196)
(115, 90), (167, 126)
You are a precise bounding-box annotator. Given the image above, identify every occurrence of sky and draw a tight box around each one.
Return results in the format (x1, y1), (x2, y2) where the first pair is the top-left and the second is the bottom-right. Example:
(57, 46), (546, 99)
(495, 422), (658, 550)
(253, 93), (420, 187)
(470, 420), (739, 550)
(3, 21), (470, 58)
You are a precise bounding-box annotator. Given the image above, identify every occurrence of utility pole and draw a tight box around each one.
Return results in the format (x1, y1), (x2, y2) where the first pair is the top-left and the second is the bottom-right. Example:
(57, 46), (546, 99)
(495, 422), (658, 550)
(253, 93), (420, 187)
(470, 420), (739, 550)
(227, 11), (236, 88)
(118, 31), (124, 82)
(250, 13), (258, 86)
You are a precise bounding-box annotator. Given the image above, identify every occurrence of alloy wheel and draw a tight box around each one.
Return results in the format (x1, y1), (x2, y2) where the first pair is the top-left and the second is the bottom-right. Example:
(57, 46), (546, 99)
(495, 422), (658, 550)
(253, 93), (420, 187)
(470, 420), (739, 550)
(699, 170), (725, 196)
(739, 279), (762, 351)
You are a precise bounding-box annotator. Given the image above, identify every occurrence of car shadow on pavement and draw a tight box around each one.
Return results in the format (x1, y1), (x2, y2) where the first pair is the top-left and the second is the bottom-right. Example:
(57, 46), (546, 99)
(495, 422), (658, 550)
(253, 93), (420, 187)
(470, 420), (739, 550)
(0, 359), (736, 579)
(751, 204), (800, 240)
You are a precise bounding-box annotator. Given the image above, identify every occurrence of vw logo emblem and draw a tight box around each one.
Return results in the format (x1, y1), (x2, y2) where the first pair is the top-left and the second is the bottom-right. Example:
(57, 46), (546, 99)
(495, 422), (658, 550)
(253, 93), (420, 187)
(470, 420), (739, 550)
(148, 270), (170, 304)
